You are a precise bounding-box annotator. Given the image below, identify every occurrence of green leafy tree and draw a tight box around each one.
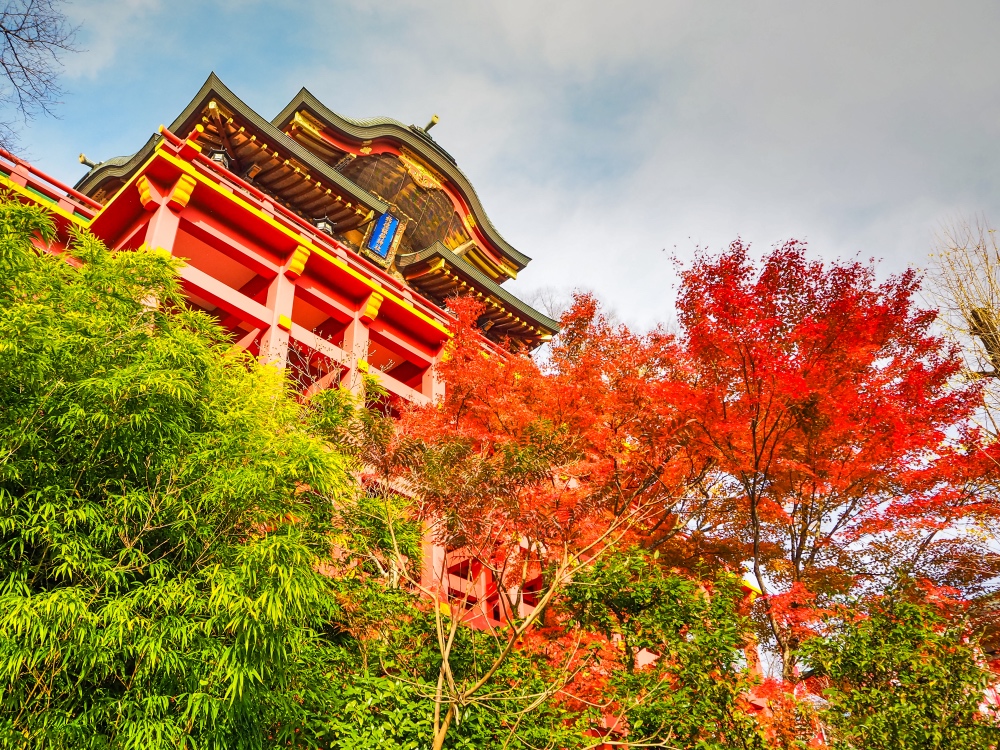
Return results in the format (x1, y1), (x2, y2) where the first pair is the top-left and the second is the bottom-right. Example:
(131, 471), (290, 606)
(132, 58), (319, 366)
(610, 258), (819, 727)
(0, 198), (357, 748)
(801, 589), (1000, 750)
(565, 550), (766, 749)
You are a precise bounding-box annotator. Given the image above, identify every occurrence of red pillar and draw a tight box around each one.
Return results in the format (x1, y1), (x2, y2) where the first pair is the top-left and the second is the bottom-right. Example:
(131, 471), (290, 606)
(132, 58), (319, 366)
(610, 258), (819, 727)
(341, 315), (369, 394)
(341, 288), (384, 394)
(144, 204), (180, 251)
(259, 273), (295, 368)
(138, 173), (195, 252)
(422, 360), (446, 403)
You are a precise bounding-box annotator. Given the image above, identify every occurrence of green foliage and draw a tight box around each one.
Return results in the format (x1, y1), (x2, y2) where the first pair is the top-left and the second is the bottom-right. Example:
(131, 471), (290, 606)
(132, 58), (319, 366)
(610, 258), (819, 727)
(307, 385), (425, 583)
(312, 673), (433, 750)
(566, 550), (767, 749)
(375, 609), (585, 750)
(801, 591), (1000, 750)
(10, 195), (994, 750)
(0, 199), (355, 748)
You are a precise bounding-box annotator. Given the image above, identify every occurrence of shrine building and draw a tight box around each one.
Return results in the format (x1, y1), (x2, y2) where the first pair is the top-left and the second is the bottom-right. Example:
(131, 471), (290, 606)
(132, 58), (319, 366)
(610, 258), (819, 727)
(0, 73), (558, 406)
(0, 76), (766, 642)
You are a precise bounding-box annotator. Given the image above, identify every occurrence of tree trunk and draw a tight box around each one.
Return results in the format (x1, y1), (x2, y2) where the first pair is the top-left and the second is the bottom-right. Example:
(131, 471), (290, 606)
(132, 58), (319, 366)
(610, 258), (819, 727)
(432, 705), (455, 750)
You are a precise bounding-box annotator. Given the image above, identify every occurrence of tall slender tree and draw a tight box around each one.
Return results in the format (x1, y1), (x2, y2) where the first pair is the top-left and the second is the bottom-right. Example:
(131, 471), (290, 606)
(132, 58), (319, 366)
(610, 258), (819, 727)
(675, 239), (986, 679)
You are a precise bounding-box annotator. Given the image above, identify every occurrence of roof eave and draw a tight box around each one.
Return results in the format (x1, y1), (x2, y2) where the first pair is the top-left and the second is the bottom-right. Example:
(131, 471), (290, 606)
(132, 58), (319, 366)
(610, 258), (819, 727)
(273, 88), (532, 272)
(396, 242), (558, 335)
(75, 73), (389, 215)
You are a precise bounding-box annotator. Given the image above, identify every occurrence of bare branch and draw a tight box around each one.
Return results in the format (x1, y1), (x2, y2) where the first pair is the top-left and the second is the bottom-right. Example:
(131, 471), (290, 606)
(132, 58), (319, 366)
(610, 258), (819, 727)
(0, 0), (78, 146)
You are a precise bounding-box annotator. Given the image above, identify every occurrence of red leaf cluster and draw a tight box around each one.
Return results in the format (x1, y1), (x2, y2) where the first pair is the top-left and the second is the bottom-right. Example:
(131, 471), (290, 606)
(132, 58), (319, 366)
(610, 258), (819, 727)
(400, 239), (997, 684)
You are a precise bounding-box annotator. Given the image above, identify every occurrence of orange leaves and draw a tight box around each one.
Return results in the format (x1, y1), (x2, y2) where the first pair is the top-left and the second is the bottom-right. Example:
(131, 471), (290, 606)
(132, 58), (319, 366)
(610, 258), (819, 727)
(767, 583), (829, 642)
(674, 238), (992, 677)
(399, 292), (704, 575)
(393, 238), (999, 688)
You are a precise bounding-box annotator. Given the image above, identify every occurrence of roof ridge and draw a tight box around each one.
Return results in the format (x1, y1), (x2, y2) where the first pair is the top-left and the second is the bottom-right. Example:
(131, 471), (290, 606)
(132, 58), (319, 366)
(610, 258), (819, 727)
(272, 88), (532, 271)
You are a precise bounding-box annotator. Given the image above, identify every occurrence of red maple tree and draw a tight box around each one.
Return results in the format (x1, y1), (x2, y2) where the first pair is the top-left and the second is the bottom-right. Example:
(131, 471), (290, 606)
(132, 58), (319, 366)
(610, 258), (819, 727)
(349, 239), (998, 745)
(367, 295), (724, 747)
(675, 239), (986, 678)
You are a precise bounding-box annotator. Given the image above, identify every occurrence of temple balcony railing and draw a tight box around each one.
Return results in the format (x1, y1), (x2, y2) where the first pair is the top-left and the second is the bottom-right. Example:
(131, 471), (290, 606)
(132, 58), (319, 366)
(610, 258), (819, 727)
(144, 127), (450, 407)
(0, 135), (455, 408)
(156, 125), (451, 330)
(0, 148), (100, 242)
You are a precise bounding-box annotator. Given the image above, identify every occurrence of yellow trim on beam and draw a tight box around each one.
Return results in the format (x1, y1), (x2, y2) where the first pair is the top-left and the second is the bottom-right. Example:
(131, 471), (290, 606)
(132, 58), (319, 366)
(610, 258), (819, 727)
(0, 173), (92, 226)
(154, 150), (451, 337)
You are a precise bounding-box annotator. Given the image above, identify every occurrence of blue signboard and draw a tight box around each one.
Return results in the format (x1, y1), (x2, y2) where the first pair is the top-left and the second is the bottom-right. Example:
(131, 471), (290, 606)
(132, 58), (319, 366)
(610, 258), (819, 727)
(366, 213), (399, 259)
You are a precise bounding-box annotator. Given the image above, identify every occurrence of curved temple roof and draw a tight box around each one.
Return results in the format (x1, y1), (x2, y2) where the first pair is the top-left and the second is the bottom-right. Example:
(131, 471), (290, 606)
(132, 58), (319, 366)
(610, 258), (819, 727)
(74, 73), (555, 348)
(74, 74), (388, 216)
(397, 242), (558, 343)
(272, 89), (531, 272)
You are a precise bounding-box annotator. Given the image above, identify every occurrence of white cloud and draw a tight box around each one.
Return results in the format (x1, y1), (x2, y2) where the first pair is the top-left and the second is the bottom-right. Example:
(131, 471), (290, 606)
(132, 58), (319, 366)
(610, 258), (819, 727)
(311, 1), (1000, 323)
(42, 0), (1000, 328)
(63, 0), (163, 79)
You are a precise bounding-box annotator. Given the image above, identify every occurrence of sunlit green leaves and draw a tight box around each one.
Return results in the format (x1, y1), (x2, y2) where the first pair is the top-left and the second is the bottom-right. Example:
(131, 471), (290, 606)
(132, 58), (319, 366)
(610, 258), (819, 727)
(0, 199), (354, 749)
(566, 550), (767, 749)
(802, 591), (1000, 750)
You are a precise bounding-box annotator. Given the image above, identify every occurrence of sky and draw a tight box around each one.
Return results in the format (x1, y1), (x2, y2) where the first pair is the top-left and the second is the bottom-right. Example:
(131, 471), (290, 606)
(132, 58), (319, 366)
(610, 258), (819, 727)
(13, 0), (1000, 329)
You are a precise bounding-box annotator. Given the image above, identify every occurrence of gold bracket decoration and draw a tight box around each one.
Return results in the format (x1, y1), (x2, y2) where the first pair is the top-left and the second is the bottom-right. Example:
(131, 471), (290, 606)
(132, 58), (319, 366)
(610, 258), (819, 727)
(136, 175), (156, 211)
(399, 149), (443, 190)
(167, 174), (197, 212)
(361, 291), (385, 323)
(292, 111), (324, 140)
(277, 314), (293, 332)
(285, 245), (311, 279)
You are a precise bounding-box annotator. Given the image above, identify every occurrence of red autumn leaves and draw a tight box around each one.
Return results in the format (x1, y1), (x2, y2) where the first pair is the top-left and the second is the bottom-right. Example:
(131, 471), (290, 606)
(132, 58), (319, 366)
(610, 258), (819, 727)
(402, 238), (996, 679)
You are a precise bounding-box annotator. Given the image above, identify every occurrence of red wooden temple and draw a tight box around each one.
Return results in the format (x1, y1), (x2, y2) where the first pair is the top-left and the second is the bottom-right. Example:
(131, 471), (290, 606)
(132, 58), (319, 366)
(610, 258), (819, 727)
(2, 73), (557, 409)
(0, 74), (772, 745)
